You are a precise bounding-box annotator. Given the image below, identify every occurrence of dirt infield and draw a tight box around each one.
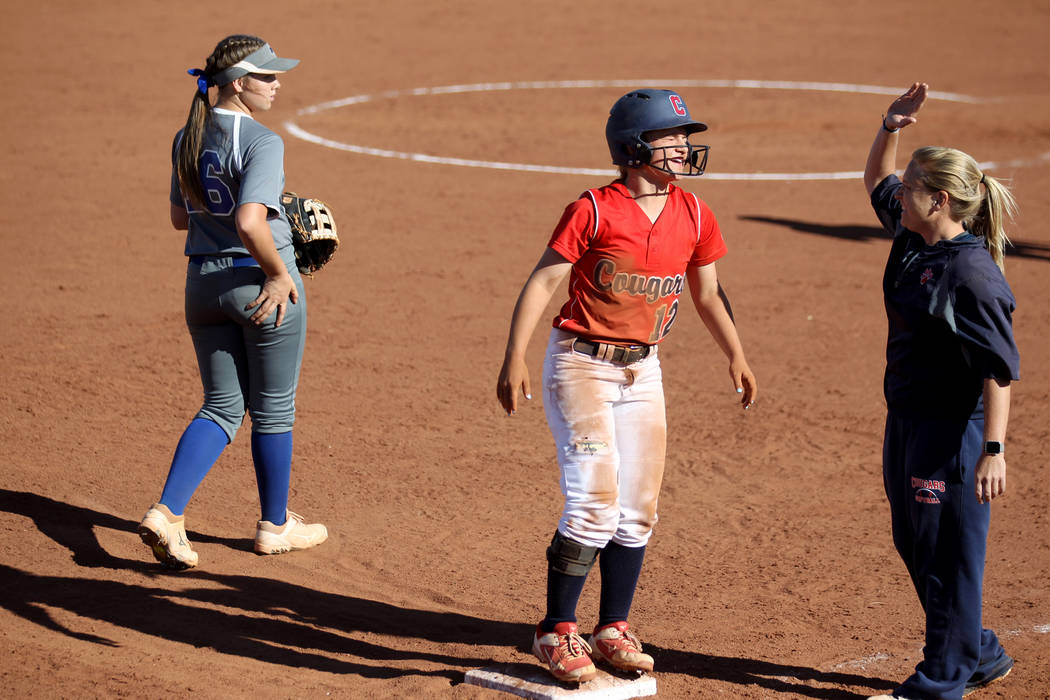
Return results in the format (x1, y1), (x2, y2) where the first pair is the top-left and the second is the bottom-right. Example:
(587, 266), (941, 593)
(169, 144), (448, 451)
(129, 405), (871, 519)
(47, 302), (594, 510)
(3, 1), (1049, 697)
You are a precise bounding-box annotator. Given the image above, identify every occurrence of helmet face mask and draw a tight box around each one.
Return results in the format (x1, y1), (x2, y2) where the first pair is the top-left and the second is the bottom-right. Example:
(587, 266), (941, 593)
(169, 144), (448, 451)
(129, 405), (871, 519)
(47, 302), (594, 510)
(606, 89), (710, 177)
(646, 143), (711, 177)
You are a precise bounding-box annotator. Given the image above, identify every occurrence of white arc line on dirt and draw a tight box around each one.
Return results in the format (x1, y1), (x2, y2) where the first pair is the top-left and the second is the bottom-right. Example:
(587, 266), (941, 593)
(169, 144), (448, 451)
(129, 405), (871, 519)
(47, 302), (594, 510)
(832, 653), (891, 671)
(284, 80), (1047, 180)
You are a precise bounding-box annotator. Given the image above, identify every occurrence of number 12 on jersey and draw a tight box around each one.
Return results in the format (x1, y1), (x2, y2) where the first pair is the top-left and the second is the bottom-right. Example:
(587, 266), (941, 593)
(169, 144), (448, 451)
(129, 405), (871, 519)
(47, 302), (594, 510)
(648, 300), (679, 344)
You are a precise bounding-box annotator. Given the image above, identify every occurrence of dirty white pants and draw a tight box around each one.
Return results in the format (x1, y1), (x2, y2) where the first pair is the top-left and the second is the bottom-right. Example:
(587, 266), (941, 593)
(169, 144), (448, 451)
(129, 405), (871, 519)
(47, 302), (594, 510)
(542, 328), (667, 548)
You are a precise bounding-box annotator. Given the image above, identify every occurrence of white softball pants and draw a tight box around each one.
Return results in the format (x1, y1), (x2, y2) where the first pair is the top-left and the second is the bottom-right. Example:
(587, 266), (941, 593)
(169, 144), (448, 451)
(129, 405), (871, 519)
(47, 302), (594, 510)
(542, 328), (667, 549)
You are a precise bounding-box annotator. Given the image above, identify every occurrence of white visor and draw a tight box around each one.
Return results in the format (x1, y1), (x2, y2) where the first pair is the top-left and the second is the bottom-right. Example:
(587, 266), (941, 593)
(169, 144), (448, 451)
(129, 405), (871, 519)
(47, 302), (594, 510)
(213, 44), (299, 85)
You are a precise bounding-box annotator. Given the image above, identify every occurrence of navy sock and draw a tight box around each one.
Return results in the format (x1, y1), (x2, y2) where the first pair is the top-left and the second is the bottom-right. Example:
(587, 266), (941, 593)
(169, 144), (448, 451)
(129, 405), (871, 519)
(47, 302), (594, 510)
(597, 541), (646, 627)
(158, 418), (229, 515)
(251, 431), (292, 524)
(541, 567), (590, 632)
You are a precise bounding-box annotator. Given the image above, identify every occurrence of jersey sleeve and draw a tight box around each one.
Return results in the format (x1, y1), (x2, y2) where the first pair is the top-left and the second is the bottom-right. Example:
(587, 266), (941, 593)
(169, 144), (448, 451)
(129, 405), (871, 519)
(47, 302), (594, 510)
(547, 196), (597, 264)
(953, 268), (1021, 381)
(870, 174), (905, 236)
(688, 198), (727, 266)
(239, 132), (285, 218)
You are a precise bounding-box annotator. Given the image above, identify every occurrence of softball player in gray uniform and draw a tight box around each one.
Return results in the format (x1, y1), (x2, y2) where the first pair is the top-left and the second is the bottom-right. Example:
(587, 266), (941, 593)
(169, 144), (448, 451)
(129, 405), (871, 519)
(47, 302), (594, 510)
(137, 35), (326, 569)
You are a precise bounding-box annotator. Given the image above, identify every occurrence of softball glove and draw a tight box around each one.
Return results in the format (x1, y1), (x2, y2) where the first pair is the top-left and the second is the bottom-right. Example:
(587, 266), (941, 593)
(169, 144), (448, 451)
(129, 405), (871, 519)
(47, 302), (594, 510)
(281, 192), (339, 275)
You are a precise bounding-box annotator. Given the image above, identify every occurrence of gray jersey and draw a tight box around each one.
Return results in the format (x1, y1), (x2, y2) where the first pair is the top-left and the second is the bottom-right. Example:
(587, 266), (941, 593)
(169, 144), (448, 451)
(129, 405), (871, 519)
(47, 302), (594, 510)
(170, 108), (294, 256)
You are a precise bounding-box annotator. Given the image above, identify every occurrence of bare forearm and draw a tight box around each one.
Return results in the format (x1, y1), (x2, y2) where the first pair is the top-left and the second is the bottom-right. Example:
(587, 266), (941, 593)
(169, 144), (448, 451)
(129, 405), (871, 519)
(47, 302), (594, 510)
(697, 294), (746, 361)
(170, 203), (189, 231)
(975, 377), (1010, 503)
(503, 250), (572, 360)
(864, 121), (898, 195)
(688, 264), (746, 361)
(239, 227), (286, 276)
(504, 276), (560, 360)
(686, 264), (756, 406)
(983, 378), (1011, 443)
(235, 204), (287, 278)
(496, 251), (571, 415)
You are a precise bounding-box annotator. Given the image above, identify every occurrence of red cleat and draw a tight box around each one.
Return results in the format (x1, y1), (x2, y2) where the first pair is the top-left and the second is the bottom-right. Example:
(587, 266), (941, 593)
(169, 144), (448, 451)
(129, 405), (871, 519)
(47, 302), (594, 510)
(532, 622), (597, 683)
(588, 621), (654, 673)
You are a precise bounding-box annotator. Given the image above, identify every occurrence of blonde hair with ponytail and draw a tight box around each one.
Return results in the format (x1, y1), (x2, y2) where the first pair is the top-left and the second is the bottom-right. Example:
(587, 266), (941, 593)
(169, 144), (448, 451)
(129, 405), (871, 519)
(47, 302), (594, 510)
(175, 35), (267, 211)
(911, 145), (1018, 272)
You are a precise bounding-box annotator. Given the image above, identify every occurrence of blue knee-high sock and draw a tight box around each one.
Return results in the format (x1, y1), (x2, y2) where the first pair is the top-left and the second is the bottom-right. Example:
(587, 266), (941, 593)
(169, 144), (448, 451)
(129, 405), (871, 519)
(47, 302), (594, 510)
(541, 568), (590, 632)
(251, 431), (292, 525)
(158, 418), (229, 515)
(597, 541), (647, 627)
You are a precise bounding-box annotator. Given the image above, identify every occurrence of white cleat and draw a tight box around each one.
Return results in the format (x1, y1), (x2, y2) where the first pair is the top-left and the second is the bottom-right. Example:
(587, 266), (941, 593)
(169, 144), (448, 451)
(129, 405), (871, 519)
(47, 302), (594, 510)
(138, 503), (199, 570)
(254, 510), (328, 555)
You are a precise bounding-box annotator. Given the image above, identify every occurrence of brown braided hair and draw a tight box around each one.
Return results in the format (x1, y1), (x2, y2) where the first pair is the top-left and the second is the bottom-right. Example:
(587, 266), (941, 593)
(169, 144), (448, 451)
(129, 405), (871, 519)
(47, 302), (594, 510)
(175, 35), (266, 211)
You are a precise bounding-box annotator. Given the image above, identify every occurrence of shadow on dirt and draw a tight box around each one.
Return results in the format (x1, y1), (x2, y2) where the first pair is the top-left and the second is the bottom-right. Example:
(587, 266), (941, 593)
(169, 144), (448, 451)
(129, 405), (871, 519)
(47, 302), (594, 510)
(1, 489), (892, 696)
(740, 215), (1050, 261)
(646, 645), (897, 699)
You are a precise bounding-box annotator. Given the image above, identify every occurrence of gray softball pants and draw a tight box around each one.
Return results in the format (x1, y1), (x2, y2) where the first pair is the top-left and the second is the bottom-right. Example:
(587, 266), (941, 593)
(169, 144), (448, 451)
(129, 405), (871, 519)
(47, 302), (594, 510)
(184, 252), (306, 441)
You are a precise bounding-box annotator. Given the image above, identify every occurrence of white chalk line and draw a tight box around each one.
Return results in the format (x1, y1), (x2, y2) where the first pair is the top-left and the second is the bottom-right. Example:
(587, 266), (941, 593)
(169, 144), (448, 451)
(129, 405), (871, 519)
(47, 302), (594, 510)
(832, 652), (891, 671)
(284, 122), (617, 176)
(831, 623), (1049, 673)
(1003, 622), (1050, 638)
(284, 79), (1048, 181)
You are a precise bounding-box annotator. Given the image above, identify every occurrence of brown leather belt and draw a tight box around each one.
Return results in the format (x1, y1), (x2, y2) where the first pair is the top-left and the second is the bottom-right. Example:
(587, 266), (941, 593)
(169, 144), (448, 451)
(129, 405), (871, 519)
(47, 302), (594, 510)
(571, 337), (651, 365)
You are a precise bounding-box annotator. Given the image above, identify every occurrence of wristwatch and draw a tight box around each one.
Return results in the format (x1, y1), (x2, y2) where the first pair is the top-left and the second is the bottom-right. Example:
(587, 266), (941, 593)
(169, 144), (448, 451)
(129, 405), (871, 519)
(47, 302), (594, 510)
(984, 441), (1004, 455)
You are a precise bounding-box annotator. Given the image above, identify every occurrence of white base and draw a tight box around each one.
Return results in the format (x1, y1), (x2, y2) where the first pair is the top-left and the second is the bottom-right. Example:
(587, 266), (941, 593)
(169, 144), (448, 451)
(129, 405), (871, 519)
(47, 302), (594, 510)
(464, 664), (657, 699)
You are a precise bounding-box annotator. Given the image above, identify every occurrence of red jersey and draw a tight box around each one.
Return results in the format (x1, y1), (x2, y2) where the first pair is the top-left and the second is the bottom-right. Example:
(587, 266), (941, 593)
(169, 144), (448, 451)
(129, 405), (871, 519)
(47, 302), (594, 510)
(548, 181), (727, 345)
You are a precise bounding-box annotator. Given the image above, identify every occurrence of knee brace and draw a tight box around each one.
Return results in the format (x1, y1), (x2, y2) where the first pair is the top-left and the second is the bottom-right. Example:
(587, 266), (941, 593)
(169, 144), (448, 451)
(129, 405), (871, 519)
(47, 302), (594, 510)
(546, 531), (599, 577)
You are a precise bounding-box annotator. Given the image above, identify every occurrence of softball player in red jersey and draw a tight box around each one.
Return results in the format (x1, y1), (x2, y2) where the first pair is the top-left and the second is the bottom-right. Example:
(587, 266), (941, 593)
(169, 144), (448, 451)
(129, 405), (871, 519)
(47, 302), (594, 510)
(497, 89), (757, 683)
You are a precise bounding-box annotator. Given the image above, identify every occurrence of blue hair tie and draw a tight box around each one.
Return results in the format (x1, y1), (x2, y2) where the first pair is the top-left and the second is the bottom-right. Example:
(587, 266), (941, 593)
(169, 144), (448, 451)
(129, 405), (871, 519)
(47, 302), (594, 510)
(187, 68), (211, 96)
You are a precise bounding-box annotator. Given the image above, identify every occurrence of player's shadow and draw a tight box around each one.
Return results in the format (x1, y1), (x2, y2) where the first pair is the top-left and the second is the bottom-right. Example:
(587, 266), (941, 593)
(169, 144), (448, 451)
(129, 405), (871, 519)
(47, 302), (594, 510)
(0, 488), (521, 680)
(0, 488), (252, 570)
(0, 488), (893, 694)
(645, 645), (896, 699)
(740, 215), (1050, 261)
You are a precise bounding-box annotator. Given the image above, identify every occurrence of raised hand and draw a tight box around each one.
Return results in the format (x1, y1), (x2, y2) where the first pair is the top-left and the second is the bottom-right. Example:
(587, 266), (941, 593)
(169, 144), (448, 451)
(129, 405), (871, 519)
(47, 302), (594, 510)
(885, 82), (929, 131)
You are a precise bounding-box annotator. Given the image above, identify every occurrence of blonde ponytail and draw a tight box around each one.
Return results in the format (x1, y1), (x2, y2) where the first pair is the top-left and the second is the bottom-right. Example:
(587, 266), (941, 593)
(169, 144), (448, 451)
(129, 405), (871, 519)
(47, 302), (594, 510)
(911, 146), (1017, 272)
(976, 173), (1017, 271)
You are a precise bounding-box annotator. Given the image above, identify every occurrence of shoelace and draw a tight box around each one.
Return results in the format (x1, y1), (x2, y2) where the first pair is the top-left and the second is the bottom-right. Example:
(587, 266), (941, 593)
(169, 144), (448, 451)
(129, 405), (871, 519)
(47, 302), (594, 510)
(561, 631), (593, 658)
(622, 629), (643, 652)
(601, 627), (644, 653)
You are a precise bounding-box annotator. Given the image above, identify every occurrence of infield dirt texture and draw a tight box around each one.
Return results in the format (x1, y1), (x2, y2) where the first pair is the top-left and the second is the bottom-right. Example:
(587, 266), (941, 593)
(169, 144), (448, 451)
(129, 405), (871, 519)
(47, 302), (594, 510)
(2, 1), (1049, 697)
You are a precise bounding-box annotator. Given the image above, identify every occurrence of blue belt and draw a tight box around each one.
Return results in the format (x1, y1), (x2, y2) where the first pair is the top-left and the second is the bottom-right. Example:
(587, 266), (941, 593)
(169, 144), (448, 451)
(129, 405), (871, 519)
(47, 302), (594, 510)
(188, 255), (260, 268)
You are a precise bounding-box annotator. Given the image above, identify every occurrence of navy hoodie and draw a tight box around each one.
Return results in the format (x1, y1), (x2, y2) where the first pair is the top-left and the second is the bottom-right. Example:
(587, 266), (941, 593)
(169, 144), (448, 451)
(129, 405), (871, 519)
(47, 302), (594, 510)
(871, 174), (1019, 420)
